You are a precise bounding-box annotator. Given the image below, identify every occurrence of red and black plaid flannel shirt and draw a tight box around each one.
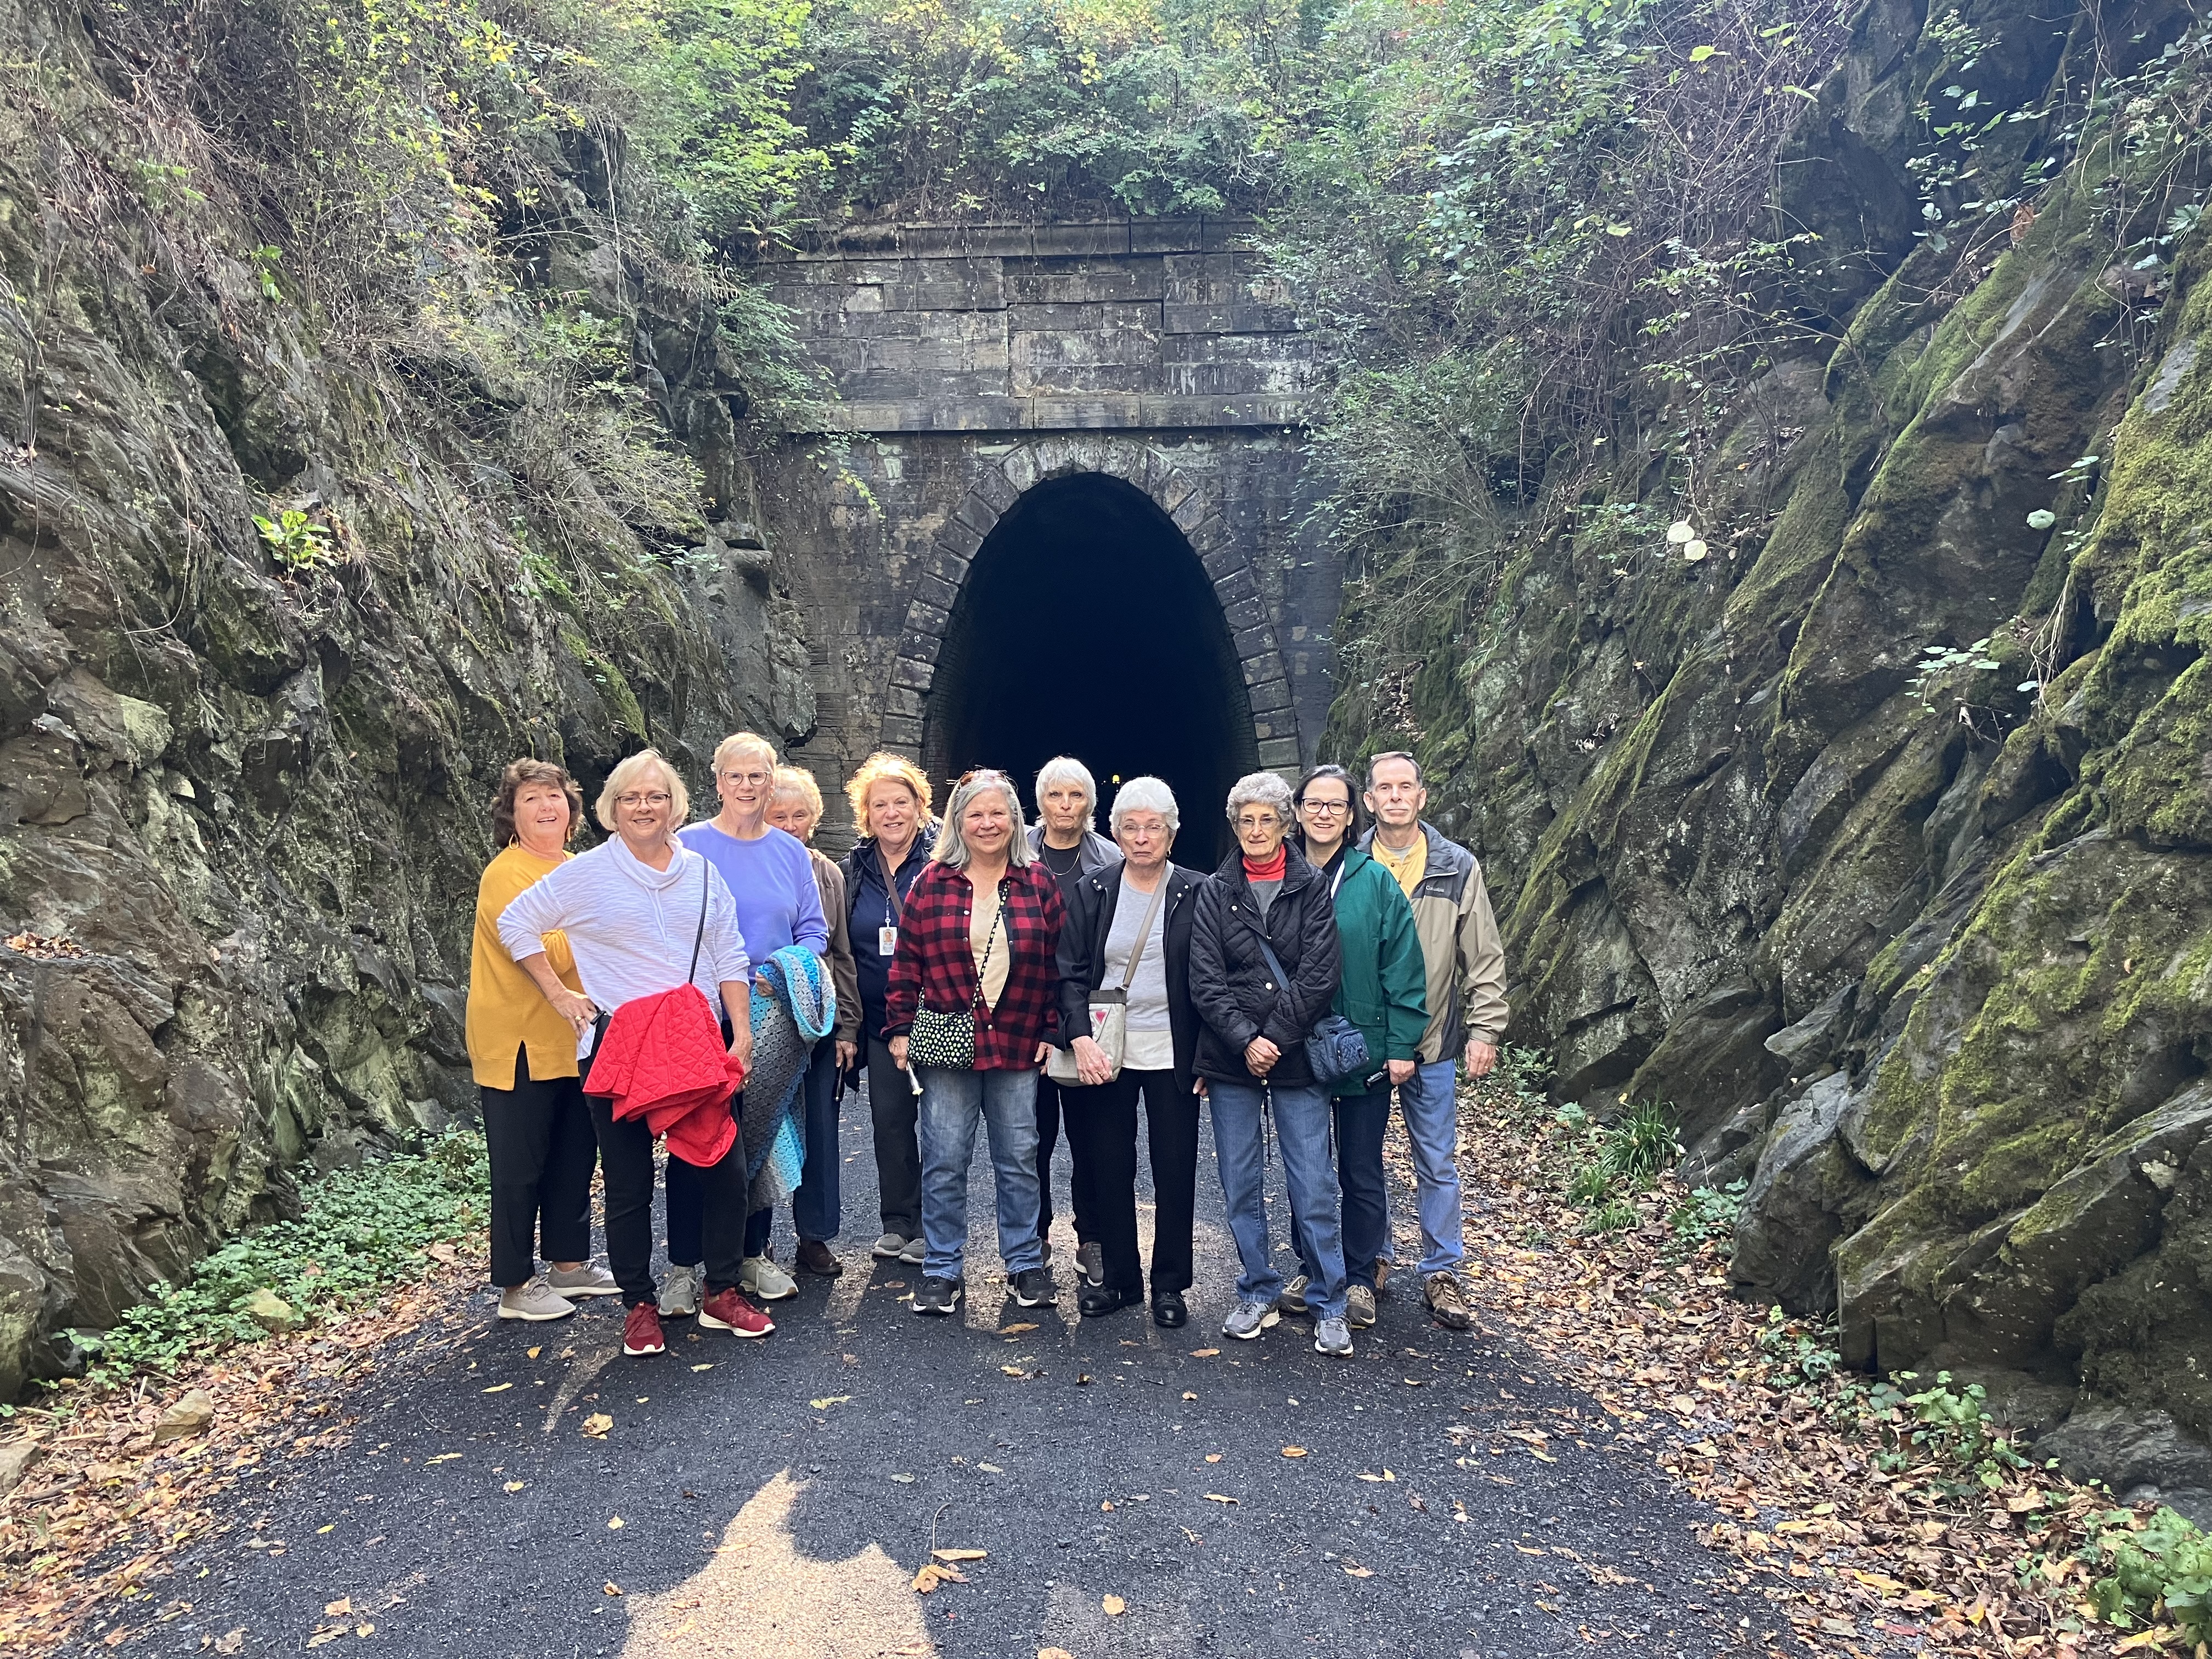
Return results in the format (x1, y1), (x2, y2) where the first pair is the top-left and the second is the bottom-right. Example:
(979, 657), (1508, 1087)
(883, 860), (1065, 1070)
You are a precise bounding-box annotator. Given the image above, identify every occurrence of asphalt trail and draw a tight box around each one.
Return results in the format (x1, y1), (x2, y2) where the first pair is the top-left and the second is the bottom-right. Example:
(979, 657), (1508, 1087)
(122, 1090), (1774, 1658)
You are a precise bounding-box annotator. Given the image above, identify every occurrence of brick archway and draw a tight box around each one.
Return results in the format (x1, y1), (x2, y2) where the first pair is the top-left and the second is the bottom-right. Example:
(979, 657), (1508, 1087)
(876, 435), (1301, 773)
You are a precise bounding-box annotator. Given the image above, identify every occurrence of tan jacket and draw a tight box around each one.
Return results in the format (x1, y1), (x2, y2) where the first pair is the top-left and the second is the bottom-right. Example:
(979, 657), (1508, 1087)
(1360, 823), (1509, 1061)
(809, 848), (863, 1046)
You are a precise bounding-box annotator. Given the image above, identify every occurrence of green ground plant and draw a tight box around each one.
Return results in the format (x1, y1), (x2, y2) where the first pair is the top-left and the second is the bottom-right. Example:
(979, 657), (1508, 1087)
(2088, 1506), (2212, 1642)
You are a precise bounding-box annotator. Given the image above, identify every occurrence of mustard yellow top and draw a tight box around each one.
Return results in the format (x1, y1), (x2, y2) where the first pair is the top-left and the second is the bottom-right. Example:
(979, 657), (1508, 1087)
(1371, 832), (1429, 899)
(466, 844), (583, 1089)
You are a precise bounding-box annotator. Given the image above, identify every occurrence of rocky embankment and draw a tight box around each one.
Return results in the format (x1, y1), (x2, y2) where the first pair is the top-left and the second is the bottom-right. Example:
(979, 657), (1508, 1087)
(0, 0), (812, 1397)
(1396, 0), (2212, 1517)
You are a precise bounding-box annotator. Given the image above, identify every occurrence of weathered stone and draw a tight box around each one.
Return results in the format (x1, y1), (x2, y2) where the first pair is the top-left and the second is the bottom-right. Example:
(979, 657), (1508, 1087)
(154, 1387), (216, 1442)
(0, 1436), (40, 1494)
(2041, 1405), (2212, 1529)
(242, 1289), (300, 1333)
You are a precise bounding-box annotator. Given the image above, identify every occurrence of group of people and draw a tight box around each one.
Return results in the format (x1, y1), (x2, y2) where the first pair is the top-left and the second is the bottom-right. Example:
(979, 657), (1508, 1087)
(463, 740), (1508, 1362)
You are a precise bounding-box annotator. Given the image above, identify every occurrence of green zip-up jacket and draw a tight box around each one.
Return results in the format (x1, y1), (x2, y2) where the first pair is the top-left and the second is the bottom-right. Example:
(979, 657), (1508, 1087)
(1322, 845), (1429, 1095)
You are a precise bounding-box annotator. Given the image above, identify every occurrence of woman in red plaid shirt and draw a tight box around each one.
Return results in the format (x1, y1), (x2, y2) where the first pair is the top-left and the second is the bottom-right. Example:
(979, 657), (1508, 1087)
(884, 769), (1068, 1315)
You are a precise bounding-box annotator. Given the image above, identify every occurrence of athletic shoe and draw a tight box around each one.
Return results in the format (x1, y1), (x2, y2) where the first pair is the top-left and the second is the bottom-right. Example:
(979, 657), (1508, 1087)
(912, 1276), (962, 1315)
(657, 1263), (699, 1318)
(1314, 1316), (1353, 1357)
(1009, 1266), (1056, 1308)
(1077, 1240), (1105, 1287)
(623, 1302), (667, 1356)
(899, 1235), (926, 1265)
(497, 1281), (575, 1322)
(741, 1255), (799, 1302)
(1425, 1271), (1474, 1331)
(1222, 1299), (1280, 1340)
(545, 1265), (620, 1299)
(1276, 1273), (1310, 1316)
(872, 1232), (907, 1260)
(699, 1286), (774, 1338)
(1077, 1282), (1142, 1318)
(1374, 1259), (1395, 1296)
(1346, 1284), (1378, 1329)
(795, 1239), (843, 1278)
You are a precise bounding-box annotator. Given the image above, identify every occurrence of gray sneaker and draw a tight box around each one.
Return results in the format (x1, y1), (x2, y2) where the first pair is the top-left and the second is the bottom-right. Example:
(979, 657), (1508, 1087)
(1346, 1284), (1378, 1328)
(872, 1232), (907, 1260)
(497, 1281), (575, 1322)
(1314, 1316), (1353, 1357)
(898, 1235), (927, 1265)
(657, 1262), (700, 1318)
(545, 1265), (620, 1299)
(1077, 1240), (1105, 1287)
(1222, 1299), (1280, 1341)
(1276, 1273), (1310, 1315)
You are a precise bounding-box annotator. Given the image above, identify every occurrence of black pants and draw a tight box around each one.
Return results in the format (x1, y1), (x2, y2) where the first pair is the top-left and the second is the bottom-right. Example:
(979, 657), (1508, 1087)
(866, 1036), (922, 1238)
(1062, 1068), (1199, 1294)
(482, 1049), (597, 1288)
(590, 1094), (747, 1304)
(662, 1105), (758, 1281)
(1035, 1076), (1096, 1248)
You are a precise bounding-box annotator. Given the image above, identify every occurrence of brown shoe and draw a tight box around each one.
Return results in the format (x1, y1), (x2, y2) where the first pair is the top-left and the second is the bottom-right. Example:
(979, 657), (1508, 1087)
(795, 1239), (844, 1278)
(1424, 1271), (1474, 1331)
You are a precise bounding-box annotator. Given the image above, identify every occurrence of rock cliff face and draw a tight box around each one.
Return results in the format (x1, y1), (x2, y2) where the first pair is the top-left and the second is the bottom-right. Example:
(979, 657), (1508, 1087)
(0, 0), (813, 1395)
(1372, 0), (2211, 1511)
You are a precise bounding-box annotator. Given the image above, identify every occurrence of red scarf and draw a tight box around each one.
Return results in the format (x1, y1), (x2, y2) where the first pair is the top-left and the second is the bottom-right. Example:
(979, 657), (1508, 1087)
(1242, 845), (1287, 883)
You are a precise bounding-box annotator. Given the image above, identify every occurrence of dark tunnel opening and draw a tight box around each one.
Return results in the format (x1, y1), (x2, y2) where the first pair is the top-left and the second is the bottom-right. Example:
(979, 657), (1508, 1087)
(924, 473), (1259, 867)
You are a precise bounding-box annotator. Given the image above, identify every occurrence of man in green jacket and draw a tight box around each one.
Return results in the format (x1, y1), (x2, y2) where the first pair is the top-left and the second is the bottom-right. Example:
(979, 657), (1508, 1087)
(1279, 764), (1427, 1329)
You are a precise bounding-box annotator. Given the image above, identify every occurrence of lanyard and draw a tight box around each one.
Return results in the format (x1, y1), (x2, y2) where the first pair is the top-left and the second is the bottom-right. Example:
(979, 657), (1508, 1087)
(878, 843), (907, 924)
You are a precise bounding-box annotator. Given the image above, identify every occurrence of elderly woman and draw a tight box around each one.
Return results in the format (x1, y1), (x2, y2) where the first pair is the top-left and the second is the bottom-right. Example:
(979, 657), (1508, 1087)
(498, 748), (771, 1359)
(1026, 755), (1116, 1287)
(885, 769), (1066, 1316)
(766, 765), (862, 1277)
(1188, 771), (1352, 1355)
(667, 732), (828, 1311)
(465, 759), (620, 1321)
(1052, 777), (1205, 1327)
(840, 753), (937, 1265)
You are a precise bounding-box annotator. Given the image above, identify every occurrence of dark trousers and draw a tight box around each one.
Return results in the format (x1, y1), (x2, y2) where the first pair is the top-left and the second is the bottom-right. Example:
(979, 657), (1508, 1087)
(1062, 1068), (1199, 1294)
(792, 1036), (843, 1243)
(482, 1049), (597, 1288)
(1035, 1076), (1096, 1246)
(1296, 1088), (1391, 1290)
(866, 1036), (922, 1238)
(623, 1097), (748, 1298)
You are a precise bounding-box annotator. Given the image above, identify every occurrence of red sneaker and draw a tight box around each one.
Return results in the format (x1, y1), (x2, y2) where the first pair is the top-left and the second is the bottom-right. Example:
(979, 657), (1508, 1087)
(698, 1286), (774, 1338)
(623, 1301), (666, 1356)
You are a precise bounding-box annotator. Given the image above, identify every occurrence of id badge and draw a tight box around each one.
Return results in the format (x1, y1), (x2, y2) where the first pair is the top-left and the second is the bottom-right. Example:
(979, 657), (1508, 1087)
(878, 925), (898, 957)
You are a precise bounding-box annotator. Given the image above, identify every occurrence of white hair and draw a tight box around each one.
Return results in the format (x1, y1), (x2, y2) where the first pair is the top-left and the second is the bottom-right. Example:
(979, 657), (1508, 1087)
(1032, 754), (1098, 831)
(932, 770), (1035, 870)
(1108, 776), (1180, 837)
(596, 749), (690, 831)
(1224, 770), (1293, 823)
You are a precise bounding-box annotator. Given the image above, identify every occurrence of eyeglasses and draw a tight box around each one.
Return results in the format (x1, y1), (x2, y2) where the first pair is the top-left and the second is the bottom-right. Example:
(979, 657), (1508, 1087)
(1300, 798), (1352, 815)
(1234, 814), (1282, 831)
(718, 769), (770, 787)
(616, 791), (671, 808)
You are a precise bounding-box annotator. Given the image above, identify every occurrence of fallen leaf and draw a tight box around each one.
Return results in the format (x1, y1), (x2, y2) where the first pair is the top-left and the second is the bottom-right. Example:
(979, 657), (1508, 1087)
(581, 1413), (613, 1437)
(604, 1582), (623, 1596)
(1344, 1564), (1374, 1577)
(356, 1625), (374, 1638)
(890, 1473), (916, 1484)
(809, 1396), (851, 1410)
(503, 1481), (527, 1493)
(1001, 1365), (1028, 1378)
(425, 1453), (461, 1464)
(607, 1516), (624, 1530)
(526, 1346), (541, 1359)
(1204, 1453), (1222, 1464)
(691, 1363), (714, 1372)
(1002, 1322), (1038, 1334)
(933, 1548), (988, 1562)
(1203, 1493), (1238, 1505)
(483, 1383), (512, 1393)
(977, 1463), (1004, 1474)
(213, 1634), (246, 1656)
(1190, 1348), (1220, 1358)
(1040, 1650), (1076, 1659)
(1281, 1447), (1307, 1458)
(1182, 1391), (1198, 1401)
(324, 1599), (352, 1618)
(1102, 1594), (1127, 1616)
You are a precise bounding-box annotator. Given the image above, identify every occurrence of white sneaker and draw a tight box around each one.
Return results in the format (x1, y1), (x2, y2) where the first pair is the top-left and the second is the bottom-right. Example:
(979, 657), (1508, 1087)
(872, 1232), (907, 1260)
(742, 1255), (799, 1301)
(657, 1263), (700, 1318)
(545, 1265), (620, 1299)
(898, 1235), (927, 1265)
(498, 1281), (575, 1322)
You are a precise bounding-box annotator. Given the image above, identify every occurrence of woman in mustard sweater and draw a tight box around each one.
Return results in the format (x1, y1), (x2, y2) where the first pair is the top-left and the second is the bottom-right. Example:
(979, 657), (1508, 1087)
(465, 759), (621, 1320)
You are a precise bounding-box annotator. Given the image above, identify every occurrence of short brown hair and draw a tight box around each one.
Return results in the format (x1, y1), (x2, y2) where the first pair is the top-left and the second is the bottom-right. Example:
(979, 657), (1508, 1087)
(490, 758), (584, 849)
(1365, 751), (1423, 788)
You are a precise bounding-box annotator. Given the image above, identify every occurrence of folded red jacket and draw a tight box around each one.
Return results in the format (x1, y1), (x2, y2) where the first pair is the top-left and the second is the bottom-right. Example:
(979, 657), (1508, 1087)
(584, 984), (746, 1166)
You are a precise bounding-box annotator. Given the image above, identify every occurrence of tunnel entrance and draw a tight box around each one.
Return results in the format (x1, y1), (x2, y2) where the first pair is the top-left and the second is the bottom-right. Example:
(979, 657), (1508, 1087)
(923, 473), (1257, 867)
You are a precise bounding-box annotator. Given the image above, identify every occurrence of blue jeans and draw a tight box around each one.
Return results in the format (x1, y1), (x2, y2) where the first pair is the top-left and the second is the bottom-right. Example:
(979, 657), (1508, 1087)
(1208, 1080), (1347, 1320)
(792, 1037), (843, 1243)
(917, 1066), (1045, 1282)
(1295, 1088), (1390, 1290)
(1397, 1059), (1466, 1275)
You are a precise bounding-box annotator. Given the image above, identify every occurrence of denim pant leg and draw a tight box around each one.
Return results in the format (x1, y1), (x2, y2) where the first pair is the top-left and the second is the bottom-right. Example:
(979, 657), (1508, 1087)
(1333, 1090), (1391, 1289)
(1273, 1084), (1348, 1319)
(1398, 1059), (1468, 1274)
(979, 1068), (1045, 1275)
(793, 1037), (843, 1243)
(917, 1068), (983, 1281)
(1206, 1080), (1281, 1306)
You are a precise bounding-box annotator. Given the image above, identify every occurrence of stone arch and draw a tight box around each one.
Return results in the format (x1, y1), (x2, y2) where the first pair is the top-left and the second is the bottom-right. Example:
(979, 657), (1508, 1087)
(875, 435), (1301, 772)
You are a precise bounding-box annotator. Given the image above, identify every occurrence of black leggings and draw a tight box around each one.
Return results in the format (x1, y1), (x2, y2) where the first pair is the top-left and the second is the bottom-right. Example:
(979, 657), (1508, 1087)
(1060, 1068), (1200, 1294)
(589, 1094), (748, 1304)
(481, 1049), (597, 1288)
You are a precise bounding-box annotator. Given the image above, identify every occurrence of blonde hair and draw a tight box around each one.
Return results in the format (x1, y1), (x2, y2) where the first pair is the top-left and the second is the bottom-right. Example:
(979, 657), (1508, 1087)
(712, 731), (778, 776)
(844, 751), (934, 830)
(932, 770), (1034, 870)
(596, 749), (689, 831)
(770, 764), (823, 827)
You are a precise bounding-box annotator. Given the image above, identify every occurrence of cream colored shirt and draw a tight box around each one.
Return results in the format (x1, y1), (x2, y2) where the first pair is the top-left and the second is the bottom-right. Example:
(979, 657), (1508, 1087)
(970, 880), (1009, 1010)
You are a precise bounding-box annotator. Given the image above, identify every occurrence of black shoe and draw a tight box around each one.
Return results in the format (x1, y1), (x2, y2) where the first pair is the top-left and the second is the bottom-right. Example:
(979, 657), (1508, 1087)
(912, 1276), (962, 1316)
(1078, 1282), (1142, 1318)
(1009, 1266), (1056, 1307)
(1150, 1290), (1188, 1329)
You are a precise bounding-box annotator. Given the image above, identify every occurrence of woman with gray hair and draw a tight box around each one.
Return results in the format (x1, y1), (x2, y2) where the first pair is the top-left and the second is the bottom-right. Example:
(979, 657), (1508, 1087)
(1187, 771), (1352, 1355)
(883, 770), (1068, 1316)
(1026, 754), (1116, 1286)
(1052, 777), (1205, 1326)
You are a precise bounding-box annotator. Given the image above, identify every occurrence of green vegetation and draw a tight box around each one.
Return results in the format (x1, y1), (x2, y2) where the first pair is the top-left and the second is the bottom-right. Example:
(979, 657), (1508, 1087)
(68, 1132), (488, 1389)
(252, 507), (336, 572)
(2090, 1507), (2212, 1643)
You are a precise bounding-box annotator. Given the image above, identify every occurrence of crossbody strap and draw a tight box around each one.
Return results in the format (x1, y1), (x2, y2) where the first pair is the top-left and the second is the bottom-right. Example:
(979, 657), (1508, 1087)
(968, 876), (1009, 1011)
(686, 859), (711, 985)
(1108, 876), (1170, 992)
